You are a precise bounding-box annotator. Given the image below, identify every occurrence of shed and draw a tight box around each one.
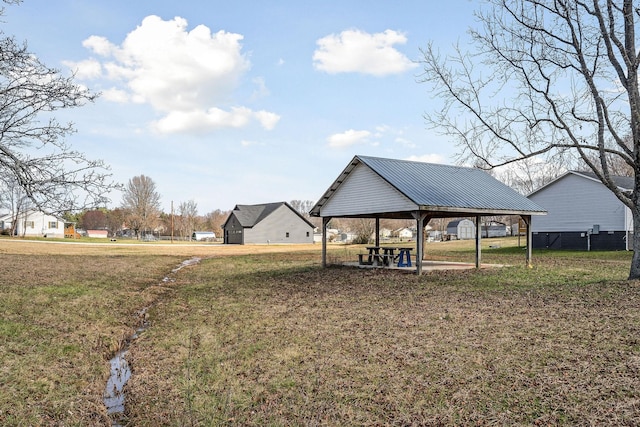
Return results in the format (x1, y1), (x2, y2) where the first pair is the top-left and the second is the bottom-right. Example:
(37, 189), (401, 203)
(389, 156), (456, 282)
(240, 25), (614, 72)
(310, 155), (547, 273)
(481, 222), (508, 238)
(223, 201), (314, 244)
(528, 171), (633, 250)
(446, 219), (475, 240)
(87, 230), (109, 238)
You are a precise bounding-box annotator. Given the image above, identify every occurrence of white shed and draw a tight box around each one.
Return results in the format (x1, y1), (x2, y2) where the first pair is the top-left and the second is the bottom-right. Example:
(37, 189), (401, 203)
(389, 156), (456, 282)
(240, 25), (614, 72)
(446, 219), (475, 240)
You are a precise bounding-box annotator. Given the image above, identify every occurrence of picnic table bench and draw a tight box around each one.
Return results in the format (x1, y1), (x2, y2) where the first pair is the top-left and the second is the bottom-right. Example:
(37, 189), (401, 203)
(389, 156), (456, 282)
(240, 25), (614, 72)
(358, 246), (413, 268)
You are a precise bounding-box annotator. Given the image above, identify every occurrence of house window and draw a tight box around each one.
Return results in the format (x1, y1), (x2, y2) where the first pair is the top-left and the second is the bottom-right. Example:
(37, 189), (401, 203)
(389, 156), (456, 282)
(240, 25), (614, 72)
(286, 232), (290, 238)
(48, 221), (58, 229)
(306, 232), (310, 237)
(25, 221), (34, 229)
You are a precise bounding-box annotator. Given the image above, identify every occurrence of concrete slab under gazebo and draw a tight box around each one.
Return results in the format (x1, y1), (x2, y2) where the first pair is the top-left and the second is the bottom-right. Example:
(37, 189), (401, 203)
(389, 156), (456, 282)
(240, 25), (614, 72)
(309, 155), (547, 274)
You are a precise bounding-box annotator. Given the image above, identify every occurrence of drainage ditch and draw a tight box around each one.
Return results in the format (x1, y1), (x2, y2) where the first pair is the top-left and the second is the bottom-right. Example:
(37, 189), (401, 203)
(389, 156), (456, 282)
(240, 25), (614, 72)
(103, 257), (201, 425)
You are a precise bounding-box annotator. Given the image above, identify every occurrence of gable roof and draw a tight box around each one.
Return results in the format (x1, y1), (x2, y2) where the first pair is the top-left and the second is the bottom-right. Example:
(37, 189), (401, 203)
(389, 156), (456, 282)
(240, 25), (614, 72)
(224, 202), (314, 229)
(310, 155), (546, 218)
(529, 170), (633, 196)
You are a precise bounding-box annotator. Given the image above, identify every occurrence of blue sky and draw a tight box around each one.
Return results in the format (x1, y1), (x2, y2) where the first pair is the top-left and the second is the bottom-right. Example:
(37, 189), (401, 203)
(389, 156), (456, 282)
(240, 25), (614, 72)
(4, 0), (478, 214)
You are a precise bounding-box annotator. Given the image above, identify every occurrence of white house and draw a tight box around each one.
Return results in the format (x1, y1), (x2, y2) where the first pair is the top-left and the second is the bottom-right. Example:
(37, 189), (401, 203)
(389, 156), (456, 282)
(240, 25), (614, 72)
(0, 210), (66, 238)
(394, 227), (414, 240)
(528, 171), (632, 250)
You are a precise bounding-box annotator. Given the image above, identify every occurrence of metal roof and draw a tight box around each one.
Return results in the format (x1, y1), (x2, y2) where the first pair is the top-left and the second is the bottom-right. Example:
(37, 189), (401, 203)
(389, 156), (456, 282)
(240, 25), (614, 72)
(232, 202), (283, 227)
(225, 201), (315, 228)
(566, 171), (633, 191)
(310, 155), (547, 217)
(527, 170), (634, 197)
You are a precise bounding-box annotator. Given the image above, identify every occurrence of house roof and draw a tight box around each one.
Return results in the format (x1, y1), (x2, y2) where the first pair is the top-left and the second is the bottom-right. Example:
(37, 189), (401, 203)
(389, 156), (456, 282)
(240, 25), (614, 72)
(224, 202), (315, 229)
(529, 170), (633, 196)
(310, 155), (546, 218)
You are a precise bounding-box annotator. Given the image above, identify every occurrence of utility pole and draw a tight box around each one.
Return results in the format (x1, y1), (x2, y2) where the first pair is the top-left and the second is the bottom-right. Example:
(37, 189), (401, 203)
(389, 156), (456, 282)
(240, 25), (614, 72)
(171, 200), (174, 243)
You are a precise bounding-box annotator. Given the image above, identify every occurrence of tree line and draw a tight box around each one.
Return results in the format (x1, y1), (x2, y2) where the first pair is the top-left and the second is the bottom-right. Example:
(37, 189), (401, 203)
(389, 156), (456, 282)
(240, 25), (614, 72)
(6, 1), (640, 276)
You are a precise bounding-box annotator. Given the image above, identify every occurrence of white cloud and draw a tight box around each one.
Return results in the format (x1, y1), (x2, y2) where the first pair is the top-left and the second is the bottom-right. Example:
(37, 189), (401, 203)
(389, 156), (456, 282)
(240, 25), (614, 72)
(327, 129), (371, 148)
(82, 35), (116, 57)
(74, 15), (279, 135)
(395, 137), (416, 148)
(404, 154), (447, 164)
(313, 29), (417, 76)
(254, 110), (280, 130)
(63, 58), (103, 80)
(102, 87), (130, 103)
(151, 106), (280, 134)
(251, 77), (270, 101)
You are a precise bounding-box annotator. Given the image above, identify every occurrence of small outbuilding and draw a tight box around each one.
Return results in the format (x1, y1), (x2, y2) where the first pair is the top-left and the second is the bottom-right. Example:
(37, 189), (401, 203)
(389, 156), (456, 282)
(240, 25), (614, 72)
(446, 219), (475, 240)
(310, 155), (547, 273)
(223, 202), (314, 244)
(528, 171), (633, 250)
(481, 222), (508, 238)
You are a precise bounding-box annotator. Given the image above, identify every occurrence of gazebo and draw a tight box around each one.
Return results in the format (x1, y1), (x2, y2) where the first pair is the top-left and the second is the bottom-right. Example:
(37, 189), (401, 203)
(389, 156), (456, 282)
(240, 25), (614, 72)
(309, 155), (547, 274)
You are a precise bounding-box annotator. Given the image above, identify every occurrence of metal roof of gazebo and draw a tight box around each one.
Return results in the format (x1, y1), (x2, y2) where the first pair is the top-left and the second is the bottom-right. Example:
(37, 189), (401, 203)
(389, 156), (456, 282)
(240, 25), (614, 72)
(310, 155), (547, 273)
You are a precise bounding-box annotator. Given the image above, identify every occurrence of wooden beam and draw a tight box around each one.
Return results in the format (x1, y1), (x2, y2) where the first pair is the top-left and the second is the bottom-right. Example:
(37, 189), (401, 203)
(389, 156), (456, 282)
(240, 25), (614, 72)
(375, 217), (380, 247)
(523, 215), (532, 268)
(413, 211), (428, 274)
(322, 217), (331, 267)
(475, 215), (482, 268)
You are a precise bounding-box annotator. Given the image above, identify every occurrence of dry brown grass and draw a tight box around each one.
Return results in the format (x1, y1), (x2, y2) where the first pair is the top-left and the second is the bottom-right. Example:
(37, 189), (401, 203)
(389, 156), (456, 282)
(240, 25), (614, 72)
(125, 245), (640, 426)
(2, 237), (640, 425)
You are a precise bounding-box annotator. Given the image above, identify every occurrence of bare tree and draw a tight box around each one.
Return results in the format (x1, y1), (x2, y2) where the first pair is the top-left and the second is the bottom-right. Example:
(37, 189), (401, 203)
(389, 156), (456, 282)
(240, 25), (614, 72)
(178, 200), (198, 239)
(0, 3), (118, 215)
(0, 174), (31, 236)
(202, 209), (229, 238)
(121, 175), (161, 238)
(105, 208), (125, 237)
(289, 200), (315, 217)
(495, 158), (567, 195)
(79, 209), (107, 231)
(419, 0), (640, 279)
(350, 218), (376, 245)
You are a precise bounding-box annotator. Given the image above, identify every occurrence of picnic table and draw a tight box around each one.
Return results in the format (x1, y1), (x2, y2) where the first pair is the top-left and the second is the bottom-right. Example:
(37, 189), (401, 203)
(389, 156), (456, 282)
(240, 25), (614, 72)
(396, 247), (413, 267)
(359, 246), (413, 268)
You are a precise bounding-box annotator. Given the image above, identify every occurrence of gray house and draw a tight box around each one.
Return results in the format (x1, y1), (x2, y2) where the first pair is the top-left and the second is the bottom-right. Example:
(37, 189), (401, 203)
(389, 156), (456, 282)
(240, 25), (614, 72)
(223, 202), (314, 244)
(528, 171), (633, 250)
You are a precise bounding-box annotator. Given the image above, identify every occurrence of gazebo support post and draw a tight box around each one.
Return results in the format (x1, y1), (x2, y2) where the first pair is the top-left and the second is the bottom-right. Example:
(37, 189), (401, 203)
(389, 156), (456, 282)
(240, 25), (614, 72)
(475, 215), (482, 268)
(522, 215), (532, 268)
(413, 212), (428, 275)
(422, 215), (432, 262)
(375, 217), (380, 247)
(322, 217), (331, 267)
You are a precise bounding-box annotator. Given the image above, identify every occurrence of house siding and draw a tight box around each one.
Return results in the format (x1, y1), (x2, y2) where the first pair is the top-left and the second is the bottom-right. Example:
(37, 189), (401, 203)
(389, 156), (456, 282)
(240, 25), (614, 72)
(224, 214), (244, 244)
(529, 173), (630, 250)
(320, 163), (418, 217)
(244, 204), (313, 244)
(0, 210), (65, 237)
(530, 173), (626, 232)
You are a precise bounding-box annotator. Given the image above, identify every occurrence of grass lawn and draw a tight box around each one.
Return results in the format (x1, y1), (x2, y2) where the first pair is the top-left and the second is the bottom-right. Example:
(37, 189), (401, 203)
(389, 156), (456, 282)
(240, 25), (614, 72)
(2, 237), (640, 425)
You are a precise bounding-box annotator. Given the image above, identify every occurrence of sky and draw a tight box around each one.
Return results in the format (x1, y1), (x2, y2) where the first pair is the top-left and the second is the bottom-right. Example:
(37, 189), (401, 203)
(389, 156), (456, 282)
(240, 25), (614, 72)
(3, 0), (479, 214)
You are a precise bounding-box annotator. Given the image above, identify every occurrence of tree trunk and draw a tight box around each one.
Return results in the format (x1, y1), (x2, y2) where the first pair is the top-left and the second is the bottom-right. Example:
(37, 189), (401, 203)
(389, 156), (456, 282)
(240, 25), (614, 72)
(630, 209), (640, 280)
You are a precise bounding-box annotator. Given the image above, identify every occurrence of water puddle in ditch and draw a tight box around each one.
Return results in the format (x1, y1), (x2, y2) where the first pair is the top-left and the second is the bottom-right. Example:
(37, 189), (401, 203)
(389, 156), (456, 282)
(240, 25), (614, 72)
(103, 257), (201, 425)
